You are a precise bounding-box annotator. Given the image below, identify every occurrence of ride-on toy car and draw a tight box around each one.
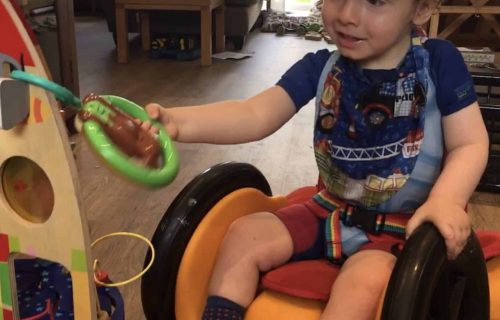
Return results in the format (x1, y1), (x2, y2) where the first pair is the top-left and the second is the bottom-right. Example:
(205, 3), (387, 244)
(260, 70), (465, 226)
(141, 162), (500, 320)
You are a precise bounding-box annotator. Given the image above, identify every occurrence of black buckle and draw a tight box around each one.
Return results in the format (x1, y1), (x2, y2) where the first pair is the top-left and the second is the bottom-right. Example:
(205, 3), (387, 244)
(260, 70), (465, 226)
(345, 206), (385, 235)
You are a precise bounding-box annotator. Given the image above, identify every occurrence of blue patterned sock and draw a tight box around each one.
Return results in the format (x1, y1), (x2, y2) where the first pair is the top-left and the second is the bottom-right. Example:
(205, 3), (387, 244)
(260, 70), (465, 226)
(202, 295), (245, 320)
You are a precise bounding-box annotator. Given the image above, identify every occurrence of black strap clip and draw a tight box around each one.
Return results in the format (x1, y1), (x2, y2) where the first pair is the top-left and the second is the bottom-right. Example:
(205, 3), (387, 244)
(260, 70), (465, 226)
(343, 205), (386, 235)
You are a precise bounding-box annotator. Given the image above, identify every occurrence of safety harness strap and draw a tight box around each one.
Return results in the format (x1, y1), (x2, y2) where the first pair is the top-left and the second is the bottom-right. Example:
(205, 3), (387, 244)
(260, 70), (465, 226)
(314, 190), (410, 262)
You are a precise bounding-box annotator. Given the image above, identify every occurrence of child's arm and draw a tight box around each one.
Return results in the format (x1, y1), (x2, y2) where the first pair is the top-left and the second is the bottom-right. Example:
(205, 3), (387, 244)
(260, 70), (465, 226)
(143, 85), (297, 144)
(406, 101), (489, 259)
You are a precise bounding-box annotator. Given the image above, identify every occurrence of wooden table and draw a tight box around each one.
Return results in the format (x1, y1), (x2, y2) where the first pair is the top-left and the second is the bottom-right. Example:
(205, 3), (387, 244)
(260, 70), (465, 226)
(115, 0), (225, 66)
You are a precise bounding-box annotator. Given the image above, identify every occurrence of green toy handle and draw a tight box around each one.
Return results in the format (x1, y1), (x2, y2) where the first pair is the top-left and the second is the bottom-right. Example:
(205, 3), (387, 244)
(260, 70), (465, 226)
(82, 95), (179, 188)
(10, 70), (82, 108)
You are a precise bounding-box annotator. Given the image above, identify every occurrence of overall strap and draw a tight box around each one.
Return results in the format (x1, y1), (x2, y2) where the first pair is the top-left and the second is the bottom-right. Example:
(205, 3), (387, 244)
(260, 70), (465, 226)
(315, 51), (341, 120)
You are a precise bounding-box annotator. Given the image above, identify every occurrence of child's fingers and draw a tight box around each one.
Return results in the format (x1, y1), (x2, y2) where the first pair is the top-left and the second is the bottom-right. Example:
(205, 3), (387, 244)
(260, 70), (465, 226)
(406, 214), (466, 259)
(409, 218), (459, 259)
(140, 120), (153, 131)
(455, 225), (471, 257)
(447, 239), (464, 260)
(439, 225), (460, 259)
(143, 102), (177, 140)
(437, 223), (470, 260)
(405, 214), (424, 240)
(149, 125), (160, 134)
(144, 103), (162, 119)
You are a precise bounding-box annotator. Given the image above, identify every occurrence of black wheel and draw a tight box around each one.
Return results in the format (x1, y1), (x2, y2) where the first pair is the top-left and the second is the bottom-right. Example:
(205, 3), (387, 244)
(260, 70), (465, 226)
(141, 162), (272, 320)
(382, 223), (489, 320)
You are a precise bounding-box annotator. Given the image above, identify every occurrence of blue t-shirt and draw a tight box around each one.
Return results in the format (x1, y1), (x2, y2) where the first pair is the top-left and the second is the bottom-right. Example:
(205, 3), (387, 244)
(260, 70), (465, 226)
(277, 39), (477, 116)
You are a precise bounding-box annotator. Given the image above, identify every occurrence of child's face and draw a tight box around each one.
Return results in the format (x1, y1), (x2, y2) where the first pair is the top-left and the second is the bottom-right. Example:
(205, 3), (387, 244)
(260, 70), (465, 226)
(322, 0), (431, 69)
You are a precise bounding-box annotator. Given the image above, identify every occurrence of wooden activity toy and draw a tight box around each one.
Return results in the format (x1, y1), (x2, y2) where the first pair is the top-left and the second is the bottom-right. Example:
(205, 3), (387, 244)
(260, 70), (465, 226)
(0, 1), (178, 318)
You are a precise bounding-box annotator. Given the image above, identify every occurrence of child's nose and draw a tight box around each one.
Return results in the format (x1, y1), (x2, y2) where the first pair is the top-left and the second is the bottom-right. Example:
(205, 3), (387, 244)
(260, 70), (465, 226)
(337, 0), (361, 25)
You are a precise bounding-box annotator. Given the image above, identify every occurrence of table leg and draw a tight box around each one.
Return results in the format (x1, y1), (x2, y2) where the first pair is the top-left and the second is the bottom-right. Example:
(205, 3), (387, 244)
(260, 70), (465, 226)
(200, 7), (212, 66)
(55, 0), (79, 96)
(428, 13), (439, 38)
(116, 5), (129, 63)
(140, 11), (151, 51)
(215, 5), (225, 53)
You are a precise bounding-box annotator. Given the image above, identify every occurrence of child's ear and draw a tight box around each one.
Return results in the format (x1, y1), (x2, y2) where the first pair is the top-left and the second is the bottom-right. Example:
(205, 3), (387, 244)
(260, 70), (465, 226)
(412, 0), (437, 26)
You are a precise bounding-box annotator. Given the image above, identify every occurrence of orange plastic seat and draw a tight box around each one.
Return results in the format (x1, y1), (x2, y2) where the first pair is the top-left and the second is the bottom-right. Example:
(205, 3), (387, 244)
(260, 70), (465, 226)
(142, 162), (496, 320)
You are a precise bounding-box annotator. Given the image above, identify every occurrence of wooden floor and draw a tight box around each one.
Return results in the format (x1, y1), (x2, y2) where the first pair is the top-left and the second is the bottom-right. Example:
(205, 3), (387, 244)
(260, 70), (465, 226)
(71, 16), (500, 320)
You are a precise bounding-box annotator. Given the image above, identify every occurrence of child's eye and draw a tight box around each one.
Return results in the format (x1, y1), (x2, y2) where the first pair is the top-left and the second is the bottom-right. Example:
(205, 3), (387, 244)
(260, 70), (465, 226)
(367, 0), (386, 6)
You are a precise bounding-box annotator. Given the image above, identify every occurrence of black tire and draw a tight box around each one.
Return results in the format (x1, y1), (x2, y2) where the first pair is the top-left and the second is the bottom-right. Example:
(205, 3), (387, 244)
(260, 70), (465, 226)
(141, 162), (272, 320)
(382, 223), (490, 320)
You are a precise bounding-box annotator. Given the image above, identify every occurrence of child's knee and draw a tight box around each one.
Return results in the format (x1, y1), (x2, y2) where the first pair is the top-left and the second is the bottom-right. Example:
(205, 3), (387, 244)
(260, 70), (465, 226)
(340, 251), (395, 291)
(224, 212), (279, 242)
(221, 212), (293, 268)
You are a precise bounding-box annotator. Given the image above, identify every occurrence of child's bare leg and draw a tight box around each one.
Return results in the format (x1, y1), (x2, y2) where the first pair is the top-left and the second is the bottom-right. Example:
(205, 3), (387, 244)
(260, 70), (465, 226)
(207, 211), (294, 307)
(321, 250), (396, 320)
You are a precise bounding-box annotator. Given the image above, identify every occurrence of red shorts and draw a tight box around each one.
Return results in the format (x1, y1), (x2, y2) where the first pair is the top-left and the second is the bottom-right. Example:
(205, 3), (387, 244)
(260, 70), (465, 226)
(274, 199), (406, 261)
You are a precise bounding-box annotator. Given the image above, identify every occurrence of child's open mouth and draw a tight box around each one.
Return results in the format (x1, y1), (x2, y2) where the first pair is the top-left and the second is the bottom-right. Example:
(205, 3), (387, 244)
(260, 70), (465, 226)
(337, 32), (362, 48)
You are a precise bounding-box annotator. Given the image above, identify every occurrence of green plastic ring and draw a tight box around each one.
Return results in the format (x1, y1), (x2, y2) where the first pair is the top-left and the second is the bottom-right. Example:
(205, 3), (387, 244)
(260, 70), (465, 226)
(82, 95), (179, 188)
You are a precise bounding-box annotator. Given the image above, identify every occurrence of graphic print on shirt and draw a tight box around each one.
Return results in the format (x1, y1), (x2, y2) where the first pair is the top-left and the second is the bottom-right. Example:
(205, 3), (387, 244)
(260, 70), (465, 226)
(314, 50), (429, 208)
(317, 68), (341, 133)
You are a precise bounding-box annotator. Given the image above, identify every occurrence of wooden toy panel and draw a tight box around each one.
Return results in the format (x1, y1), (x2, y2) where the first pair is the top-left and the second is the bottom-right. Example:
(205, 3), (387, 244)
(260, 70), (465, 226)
(0, 1), (97, 319)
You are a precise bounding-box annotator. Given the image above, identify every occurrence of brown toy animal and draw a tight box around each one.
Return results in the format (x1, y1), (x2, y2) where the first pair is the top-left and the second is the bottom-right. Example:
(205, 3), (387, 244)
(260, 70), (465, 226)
(79, 93), (161, 168)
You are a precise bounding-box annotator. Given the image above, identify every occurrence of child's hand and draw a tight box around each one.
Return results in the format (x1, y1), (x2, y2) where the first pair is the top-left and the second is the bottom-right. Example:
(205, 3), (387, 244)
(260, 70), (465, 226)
(140, 103), (179, 141)
(405, 197), (471, 260)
